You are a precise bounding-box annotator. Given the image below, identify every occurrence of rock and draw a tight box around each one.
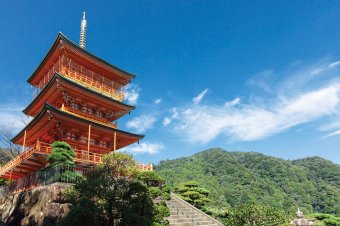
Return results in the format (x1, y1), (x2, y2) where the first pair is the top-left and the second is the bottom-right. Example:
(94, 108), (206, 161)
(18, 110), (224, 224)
(0, 183), (71, 226)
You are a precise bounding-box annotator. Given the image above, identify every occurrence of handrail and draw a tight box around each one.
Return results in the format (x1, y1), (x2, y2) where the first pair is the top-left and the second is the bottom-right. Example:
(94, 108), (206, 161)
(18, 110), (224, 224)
(60, 66), (124, 101)
(0, 142), (152, 178)
(0, 146), (35, 175)
(170, 192), (224, 226)
(38, 142), (103, 164)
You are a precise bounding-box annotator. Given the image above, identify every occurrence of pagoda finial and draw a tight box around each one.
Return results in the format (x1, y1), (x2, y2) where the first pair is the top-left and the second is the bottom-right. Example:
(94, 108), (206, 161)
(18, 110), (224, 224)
(79, 12), (87, 49)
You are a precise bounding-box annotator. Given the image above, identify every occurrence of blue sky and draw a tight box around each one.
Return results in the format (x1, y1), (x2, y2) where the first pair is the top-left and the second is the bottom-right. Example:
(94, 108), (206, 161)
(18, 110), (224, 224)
(1, 1), (340, 164)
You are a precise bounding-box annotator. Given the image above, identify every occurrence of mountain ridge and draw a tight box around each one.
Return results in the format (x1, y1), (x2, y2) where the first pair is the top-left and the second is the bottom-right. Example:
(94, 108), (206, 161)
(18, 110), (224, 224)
(154, 148), (340, 215)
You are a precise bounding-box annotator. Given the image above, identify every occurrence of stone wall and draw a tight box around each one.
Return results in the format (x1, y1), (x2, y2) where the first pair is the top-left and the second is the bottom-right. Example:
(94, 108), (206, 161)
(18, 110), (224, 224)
(0, 183), (71, 226)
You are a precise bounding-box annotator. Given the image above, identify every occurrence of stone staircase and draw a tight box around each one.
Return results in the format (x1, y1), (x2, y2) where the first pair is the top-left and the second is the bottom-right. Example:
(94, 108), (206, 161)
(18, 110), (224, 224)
(166, 193), (223, 226)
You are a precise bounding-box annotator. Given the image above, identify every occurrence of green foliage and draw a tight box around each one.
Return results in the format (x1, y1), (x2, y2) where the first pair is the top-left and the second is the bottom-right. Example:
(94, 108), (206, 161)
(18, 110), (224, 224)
(153, 204), (170, 224)
(0, 178), (8, 186)
(155, 148), (340, 215)
(137, 171), (165, 187)
(307, 213), (340, 226)
(47, 141), (75, 167)
(223, 203), (289, 226)
(174, 180), (211, 208)
(59, 152), (168, 226)
(101, 151), (139, 178)
(149, 187), (162, 199)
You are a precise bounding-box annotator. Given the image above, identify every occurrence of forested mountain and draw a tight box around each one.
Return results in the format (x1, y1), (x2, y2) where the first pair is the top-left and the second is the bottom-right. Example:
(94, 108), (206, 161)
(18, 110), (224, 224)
(154, 148), (340, 215)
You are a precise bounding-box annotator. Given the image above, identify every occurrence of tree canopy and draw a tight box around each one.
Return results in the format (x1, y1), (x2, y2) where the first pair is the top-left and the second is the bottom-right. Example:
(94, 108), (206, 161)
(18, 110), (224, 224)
(155, 148), (340, 215)
(47, 141), (75, 167)
(59, 151), (169, 226)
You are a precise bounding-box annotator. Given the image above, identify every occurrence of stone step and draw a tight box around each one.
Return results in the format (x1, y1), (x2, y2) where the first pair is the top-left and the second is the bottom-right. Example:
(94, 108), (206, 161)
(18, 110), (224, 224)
(170, 210), (198, 215)
(167, 214), (203, 219)
(169, 207), (192, 212)
(167, 217), (214, 223)
(169, 222), (219, 226)
(167, 193), (223, 226)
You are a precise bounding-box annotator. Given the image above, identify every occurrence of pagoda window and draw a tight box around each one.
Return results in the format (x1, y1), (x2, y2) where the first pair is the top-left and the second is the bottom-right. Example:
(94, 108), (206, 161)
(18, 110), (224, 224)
(87, 108), (93, 115)
(80, 136), (87, 143)
(70, 102), (79, 110)
(90, 139), (95, 145)
(95, 111), (103, 118)
(82, 105), (88, 113)
(71, 133), (77, 141)
(65, 132), (71, 140)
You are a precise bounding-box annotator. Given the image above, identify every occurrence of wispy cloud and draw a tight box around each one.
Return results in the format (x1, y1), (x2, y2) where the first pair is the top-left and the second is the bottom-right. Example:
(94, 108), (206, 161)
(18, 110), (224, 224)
(125, 84), (140, 105)
(322, 129), (340, 139)
(123, 141), (165, 155)
(166, 60), (340, 143)
(192, 88), (209, 104)
(154, 98), (162, 104)
(162, 108), (178, 126)
(162, 117), (171, 126)
(0, 104), (29, 130)
(126, 114), (156, 133)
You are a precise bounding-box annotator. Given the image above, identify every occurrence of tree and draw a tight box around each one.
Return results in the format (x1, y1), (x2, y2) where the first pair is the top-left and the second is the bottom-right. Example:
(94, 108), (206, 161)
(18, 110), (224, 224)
(59, 152), (164, 226)
(0, 123), (21, 160)
(223, 203), (289, 226)
(47, 141), (75, 167)
(137, 171), (165, 187)
(174, 181), (211, 209)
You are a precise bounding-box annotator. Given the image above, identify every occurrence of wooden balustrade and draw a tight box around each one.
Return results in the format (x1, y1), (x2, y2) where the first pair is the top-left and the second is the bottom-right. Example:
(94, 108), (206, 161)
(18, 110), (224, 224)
(60, 66), (124, 101)
(0, 142), (152, 178)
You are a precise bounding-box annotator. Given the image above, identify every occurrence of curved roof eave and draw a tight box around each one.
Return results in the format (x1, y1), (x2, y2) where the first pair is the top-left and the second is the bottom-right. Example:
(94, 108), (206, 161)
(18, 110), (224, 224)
(13, 103), (144, 143)
(27, 32), (136, 84)
(23, 73), (135, 114)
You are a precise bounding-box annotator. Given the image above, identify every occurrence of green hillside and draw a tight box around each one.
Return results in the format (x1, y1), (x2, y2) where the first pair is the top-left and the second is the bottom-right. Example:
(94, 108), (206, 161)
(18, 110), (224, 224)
(154, 148), (340, 215)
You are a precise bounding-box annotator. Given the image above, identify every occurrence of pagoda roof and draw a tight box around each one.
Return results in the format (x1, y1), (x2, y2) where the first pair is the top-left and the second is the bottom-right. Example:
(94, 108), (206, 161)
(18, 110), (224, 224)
(28, 32), (136, 86)
(12, 103), (144, 149)
(23, 73), (135, 118)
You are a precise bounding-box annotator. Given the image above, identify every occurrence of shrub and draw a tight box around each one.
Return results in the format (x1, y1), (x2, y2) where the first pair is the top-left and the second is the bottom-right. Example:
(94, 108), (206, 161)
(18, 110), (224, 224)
(137, 171), (165, 187)
(149, 187), (162, 199)
(47, 141), (75, 167)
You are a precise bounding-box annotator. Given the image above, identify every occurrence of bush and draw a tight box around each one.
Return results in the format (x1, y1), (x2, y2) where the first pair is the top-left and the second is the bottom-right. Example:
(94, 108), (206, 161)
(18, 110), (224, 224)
(137, 171), (165, 187)
(47, 141), (75, 167)
(162, 185), (171, 194)
(153, 204), (170, 223)
(149, 187), (162, 199)
(174, 181), (211, 209)
(162, 192), (171, 200)
(309, 213), (333, 220)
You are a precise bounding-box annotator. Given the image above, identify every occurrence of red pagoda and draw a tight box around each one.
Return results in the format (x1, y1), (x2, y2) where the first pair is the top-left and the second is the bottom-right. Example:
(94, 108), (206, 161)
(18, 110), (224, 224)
(0, 14), (151, 181)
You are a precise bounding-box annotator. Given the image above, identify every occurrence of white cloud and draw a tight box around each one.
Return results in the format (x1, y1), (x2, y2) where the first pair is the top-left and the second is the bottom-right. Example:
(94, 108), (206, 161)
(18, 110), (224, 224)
(323, 129), (340, 139)
(168, 60), (340, 143)
(192, 88), (209, 104)
(162, 117), (171, 126)
(126, 115), (156, 133)
(0, 104), (29, 130)
(124, 84), (140, 105)
(162, 108), (179, 126)
(154, 98), (162, 104)
(224, 97), (240, 107)
(123, 141), (165, 155)
(247, 70), (273, 93)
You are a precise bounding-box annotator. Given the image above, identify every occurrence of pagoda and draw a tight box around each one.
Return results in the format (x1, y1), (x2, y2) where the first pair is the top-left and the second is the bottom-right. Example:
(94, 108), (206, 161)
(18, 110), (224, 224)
(0, 13), (150, 181)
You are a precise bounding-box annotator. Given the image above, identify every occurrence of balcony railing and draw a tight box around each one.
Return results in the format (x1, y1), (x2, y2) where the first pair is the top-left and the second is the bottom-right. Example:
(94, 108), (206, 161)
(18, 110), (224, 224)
(61, 105), (117, 129)
(0, 141), (153, 178)
(60, 65), (124, 101)
(0, 165), (89, 196)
